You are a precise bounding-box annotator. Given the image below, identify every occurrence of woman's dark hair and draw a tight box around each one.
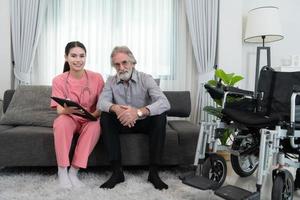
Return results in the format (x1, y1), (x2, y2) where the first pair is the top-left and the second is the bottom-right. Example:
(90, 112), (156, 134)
(63, 41), (87, 72)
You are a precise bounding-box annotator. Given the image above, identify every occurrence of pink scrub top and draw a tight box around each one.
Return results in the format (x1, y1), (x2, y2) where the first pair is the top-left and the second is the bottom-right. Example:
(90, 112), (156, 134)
(51, 69), (104, 120)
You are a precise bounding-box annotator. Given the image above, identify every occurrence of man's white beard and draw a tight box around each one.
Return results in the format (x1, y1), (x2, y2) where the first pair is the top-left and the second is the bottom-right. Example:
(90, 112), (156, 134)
(118, 68), (133, 81)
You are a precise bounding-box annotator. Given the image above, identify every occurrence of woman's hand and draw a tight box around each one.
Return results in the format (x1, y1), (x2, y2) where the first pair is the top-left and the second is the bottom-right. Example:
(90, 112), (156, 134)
(91, 109), (101, 118)
(57, 103), (84, 115)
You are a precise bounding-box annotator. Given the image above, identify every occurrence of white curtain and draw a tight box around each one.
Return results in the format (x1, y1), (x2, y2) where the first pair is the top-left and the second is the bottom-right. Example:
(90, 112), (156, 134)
(185, 0), (219, 123)
(33, 0), (197, 120)
(10, 0), (48, 85)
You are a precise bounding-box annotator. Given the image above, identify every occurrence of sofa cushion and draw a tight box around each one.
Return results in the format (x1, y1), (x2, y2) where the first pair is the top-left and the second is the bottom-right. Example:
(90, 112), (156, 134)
(168, 120), (200, 164)
(168, 120), (200, 135)
(0, 85), (57, 127)
(0, 126), (57, 166)
(0, 125), (14, 133)
(164, 91), (191, 117)
(0, 125), (180, 167)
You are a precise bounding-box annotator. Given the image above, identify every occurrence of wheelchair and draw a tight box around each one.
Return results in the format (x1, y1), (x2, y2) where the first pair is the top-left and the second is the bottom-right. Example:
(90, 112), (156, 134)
(182, 66), (300, 200)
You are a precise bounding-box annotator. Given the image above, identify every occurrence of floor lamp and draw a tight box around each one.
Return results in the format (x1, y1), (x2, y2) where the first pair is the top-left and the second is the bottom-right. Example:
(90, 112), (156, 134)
(244, 6), (284, 95)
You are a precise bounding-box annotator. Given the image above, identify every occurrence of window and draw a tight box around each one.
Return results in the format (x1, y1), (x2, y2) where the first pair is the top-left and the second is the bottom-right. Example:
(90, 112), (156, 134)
(34, 0), (175, 84)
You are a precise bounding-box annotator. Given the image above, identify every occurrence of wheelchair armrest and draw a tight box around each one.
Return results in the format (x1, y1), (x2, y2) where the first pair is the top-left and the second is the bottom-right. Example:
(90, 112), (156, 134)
(222, 87), (255, 109)
(290, 91), (300, 123)
(224, 86), (254, 97)
(291, 85), (300, 123)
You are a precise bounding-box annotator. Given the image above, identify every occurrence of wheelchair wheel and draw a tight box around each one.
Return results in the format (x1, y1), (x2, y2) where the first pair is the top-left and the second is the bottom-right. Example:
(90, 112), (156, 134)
(271, 171), (294, 200)
(230, 135), (259, 177)
(202, 154), (227, 190)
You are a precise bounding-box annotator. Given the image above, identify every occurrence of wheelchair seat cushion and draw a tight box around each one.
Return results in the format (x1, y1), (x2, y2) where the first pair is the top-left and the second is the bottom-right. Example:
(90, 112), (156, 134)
(222, 108), (282, 128)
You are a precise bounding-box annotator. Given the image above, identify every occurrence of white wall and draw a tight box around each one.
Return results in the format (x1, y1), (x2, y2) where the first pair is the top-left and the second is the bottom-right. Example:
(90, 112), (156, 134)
(218, 0), (243, 86)
(272, 1), (300, 67)
(219, 0), (300, 90)
(0, 0), (11, 98)
(242, 0), (300, 90)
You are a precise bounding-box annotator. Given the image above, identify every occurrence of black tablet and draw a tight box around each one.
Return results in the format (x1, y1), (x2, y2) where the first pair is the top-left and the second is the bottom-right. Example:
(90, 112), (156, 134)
(51, 96), (97, 121)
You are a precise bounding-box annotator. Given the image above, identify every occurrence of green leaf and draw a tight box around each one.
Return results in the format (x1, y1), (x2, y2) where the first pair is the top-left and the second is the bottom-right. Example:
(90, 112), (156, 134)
(204, 68), (243, 146)
(226, 73), (235, 81)
(215, 69), (225, 80)
(215, 69), (232, 85)
(219, 128), (233, 145)
(214, 99), (222, 106)
(229, 75), (244, 86)
(207, 80), (218, 86)
(203, 106), (223, 118)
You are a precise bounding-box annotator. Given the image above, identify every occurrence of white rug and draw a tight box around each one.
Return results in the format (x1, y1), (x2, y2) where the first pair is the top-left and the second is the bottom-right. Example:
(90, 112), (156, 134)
(2, 167), (299, 200)
(0, 167), (221, 200)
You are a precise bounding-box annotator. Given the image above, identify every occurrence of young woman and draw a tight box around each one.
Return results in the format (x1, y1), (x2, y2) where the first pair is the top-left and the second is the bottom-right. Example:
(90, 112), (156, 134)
(51, 41), (104, 188)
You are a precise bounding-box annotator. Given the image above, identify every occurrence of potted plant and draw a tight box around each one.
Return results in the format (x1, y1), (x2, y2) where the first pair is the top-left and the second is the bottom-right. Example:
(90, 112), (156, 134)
(203, 69), (244, 156)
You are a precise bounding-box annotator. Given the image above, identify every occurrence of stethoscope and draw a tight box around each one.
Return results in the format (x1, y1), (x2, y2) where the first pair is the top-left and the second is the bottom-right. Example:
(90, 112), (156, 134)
(63, 70), (92, 108)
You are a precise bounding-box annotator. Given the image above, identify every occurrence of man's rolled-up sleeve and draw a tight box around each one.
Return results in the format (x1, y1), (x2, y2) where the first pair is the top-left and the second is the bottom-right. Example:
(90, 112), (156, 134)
(145, 76), (170, 116)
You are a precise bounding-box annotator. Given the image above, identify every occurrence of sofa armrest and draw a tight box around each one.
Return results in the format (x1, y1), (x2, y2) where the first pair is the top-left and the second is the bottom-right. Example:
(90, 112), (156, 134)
(3, 89), (15, 113)
(163, 91), (191, 117)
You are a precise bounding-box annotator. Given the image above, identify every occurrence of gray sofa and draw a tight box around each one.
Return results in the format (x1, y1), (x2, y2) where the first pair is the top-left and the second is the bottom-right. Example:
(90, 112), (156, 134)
(0, 85), (199, 167)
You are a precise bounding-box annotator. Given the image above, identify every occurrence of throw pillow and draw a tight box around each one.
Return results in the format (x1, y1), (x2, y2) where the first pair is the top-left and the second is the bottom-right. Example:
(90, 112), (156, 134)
(0, 85), (57, 127)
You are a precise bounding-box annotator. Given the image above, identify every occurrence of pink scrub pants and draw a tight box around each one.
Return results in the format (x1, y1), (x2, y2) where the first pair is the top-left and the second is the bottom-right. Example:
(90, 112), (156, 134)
(53, 115), (101, 168)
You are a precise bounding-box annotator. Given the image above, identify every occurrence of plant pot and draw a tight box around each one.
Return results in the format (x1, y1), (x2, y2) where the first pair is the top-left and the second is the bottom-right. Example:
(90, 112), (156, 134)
(217, 150), (233, 176)
(217, 150), (230, 161)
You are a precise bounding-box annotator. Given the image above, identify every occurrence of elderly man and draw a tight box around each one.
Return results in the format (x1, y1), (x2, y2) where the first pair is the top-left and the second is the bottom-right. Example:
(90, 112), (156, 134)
(97, 46), (170, 190)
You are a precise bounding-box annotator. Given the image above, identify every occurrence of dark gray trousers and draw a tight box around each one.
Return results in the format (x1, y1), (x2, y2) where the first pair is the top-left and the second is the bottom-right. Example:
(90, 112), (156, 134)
(100, 111), (167, 165)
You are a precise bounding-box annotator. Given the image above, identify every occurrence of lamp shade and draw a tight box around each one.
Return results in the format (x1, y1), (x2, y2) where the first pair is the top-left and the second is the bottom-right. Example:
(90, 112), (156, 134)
(244, 6), (284, 43)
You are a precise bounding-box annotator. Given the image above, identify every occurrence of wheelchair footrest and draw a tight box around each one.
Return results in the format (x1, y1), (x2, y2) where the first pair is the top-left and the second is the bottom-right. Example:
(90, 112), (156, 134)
(214, 185), (260, 200)
(179, 171), (195, 181)
(182, 175), (217, 190)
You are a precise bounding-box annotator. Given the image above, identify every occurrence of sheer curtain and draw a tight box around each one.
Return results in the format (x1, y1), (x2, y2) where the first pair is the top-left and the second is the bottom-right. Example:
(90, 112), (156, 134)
(185, 0), (219, 123)
(10, 0), (48, 85)
(33, 0), (197, 120)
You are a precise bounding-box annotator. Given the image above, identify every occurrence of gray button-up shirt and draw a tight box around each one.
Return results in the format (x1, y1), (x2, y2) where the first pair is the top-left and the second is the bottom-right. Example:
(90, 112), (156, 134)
(97, 69), (170, 116)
